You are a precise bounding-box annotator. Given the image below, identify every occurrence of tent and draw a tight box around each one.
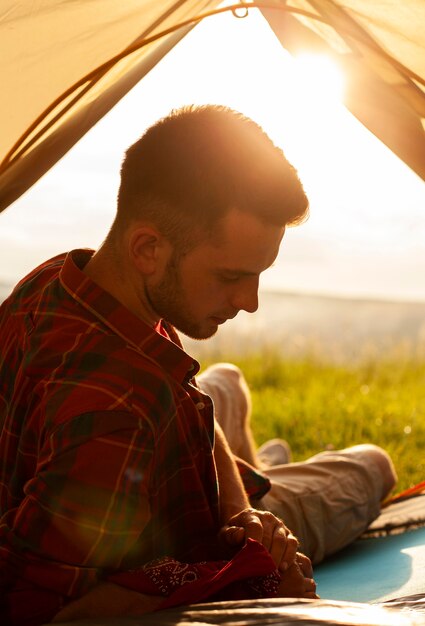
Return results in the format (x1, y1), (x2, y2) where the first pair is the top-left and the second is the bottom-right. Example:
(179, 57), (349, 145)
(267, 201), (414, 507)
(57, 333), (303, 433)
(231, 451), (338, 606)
(0, 0), (424, 214)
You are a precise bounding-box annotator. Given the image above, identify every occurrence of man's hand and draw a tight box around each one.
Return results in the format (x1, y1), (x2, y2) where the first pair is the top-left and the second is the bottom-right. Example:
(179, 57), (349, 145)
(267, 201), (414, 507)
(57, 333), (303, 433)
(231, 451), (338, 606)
(277, 552), (319, 599)
(219, 508), (298, 571)
(51, 582), (163, 622)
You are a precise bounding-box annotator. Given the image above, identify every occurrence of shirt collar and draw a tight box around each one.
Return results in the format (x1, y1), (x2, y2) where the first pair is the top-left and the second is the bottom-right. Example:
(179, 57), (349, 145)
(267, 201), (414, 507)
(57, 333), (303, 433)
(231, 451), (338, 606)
(60, 249), (199, 384)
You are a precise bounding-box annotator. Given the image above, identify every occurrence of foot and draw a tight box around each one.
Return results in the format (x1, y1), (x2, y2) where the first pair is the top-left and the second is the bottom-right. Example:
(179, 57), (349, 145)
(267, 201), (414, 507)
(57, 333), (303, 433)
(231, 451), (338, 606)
(257, 438), (292, 467)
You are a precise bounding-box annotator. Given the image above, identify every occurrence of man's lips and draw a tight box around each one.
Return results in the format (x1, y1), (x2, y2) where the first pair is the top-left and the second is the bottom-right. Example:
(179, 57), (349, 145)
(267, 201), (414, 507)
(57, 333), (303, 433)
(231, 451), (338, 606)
(210, 316), (226, 325)
(211, 314), (237, 324)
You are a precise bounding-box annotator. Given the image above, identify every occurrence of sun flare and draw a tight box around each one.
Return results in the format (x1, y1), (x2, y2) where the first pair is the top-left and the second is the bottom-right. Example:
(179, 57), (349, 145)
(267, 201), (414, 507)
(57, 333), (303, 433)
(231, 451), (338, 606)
(291, 53), (345, 104)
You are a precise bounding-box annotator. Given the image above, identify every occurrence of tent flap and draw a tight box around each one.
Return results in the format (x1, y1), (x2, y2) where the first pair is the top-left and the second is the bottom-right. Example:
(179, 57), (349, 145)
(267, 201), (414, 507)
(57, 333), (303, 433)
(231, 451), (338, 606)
(0, 0), (221, 212)
(260, 1), (425, 181)
(0, 0), (424, 213)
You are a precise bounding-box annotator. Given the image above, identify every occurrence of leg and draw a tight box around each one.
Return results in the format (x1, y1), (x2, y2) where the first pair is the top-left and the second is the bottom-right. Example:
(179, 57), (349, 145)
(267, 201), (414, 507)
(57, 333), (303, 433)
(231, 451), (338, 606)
(259, 445), (397, 564)
(197, 364), (398, 564)
(197, 363), (259, 467)
(333, 444), (397, 500)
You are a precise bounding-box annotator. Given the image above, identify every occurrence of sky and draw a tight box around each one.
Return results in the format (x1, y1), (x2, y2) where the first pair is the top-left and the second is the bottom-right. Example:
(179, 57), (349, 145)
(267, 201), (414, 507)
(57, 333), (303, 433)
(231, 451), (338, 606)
(1, 8), (424, 302)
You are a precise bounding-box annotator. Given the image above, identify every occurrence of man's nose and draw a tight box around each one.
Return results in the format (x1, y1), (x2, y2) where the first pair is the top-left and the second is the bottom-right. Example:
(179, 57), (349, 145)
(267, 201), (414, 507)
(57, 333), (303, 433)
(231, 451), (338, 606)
(230, 280), (259, 314)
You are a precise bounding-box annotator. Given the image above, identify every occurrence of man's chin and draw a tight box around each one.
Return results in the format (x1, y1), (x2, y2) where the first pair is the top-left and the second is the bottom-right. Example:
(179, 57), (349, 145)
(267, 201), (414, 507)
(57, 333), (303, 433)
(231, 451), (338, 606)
(177, 320), (220, 341)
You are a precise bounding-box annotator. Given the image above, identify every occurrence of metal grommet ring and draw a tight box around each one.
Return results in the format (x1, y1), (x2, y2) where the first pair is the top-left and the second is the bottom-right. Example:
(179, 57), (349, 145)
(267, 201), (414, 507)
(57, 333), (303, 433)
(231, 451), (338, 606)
(232, 3), (249, 19)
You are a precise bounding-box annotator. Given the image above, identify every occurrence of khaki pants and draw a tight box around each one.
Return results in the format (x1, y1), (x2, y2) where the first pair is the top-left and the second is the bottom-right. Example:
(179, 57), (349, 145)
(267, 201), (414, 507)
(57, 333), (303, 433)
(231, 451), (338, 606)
(259, 449), (383, 563)
(198, 363), (387, 564)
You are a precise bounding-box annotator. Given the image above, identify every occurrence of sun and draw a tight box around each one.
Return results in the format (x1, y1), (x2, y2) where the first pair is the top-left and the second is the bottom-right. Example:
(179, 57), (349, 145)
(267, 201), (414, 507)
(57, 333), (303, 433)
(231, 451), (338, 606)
(290, 53), (345, 105)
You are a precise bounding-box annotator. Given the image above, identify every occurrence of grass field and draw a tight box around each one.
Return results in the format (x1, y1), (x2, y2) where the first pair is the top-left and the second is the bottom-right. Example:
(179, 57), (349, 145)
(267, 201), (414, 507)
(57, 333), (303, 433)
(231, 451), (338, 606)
(201, 350), (425, 494)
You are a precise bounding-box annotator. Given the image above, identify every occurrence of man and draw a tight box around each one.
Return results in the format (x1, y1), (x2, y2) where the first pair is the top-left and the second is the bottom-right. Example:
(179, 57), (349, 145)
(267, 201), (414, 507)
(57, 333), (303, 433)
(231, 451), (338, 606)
(0, 105), (394, 623)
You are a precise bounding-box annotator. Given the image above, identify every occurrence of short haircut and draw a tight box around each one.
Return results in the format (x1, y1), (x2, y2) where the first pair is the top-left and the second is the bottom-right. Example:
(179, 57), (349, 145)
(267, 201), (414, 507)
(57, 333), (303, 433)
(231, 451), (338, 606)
(113, 104), (309, 250)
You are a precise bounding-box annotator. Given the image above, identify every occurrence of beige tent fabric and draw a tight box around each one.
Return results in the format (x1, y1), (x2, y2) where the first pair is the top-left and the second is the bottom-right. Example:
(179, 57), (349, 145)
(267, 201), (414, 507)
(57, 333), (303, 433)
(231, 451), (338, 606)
(0, 0), (221, 212)
(0, 0), (424, 213)
(261, 0), (425, 181)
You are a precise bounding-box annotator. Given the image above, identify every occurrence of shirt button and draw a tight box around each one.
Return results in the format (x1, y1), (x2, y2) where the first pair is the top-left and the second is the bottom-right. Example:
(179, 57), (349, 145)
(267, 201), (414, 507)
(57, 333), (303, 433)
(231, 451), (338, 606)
(196, 402), (205, 410)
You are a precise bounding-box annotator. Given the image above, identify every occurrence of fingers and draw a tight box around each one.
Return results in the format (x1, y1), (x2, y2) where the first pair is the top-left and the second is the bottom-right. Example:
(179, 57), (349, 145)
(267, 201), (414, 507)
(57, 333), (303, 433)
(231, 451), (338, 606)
(296, 552), (313, 578)
(304, 577), (317, 593)
(239, 510), (267, 544)
(302, 572), (319, 599)
(219, 525), (245, 546)
(252, 511), (298, 570)
(220, 509), (299, 570)
(270, 525), (298, 571)
(259, 511), (280, 550)
(277, 562), (319, 599)
(221, 509), (265, 546)
(305, 591), (320, 599)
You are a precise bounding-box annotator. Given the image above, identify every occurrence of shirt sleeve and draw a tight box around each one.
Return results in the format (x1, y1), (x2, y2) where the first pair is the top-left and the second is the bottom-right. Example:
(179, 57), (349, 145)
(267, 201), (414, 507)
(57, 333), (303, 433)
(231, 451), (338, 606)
(235, 457), (272, 500)
(4, 410), (155, 598)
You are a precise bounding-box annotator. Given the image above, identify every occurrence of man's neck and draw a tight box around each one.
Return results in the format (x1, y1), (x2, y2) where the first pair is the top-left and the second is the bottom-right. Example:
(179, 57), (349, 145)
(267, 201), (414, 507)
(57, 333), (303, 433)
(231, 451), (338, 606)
(83, 246), (158, 327)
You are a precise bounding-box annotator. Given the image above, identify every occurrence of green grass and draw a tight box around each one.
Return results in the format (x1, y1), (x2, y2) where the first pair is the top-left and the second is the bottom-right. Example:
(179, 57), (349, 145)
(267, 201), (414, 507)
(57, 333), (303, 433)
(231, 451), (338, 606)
(202, 350), (425, 493)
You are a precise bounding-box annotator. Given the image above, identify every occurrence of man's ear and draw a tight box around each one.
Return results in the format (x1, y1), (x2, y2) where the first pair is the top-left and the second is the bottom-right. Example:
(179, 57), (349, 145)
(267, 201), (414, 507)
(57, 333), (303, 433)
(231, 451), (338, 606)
(128, 226), (171, 275)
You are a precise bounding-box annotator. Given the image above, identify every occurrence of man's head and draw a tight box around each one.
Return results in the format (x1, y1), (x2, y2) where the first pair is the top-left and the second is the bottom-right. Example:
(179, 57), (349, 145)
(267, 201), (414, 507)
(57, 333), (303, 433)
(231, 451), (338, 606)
(101, 105), (309, 339)
(112, 104), (308, 252)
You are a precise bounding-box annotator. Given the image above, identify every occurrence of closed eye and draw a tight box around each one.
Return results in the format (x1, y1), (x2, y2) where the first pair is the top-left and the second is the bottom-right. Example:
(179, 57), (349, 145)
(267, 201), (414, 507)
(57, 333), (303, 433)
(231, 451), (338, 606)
(219, 273), (242, 283)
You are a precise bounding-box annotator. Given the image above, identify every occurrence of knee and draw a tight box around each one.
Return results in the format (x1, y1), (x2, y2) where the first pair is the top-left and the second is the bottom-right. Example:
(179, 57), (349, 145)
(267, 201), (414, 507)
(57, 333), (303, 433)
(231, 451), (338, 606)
(204, 362), (244, 381)
(199, 363), (251, 423)
(343, 443), (397, 498)
(210, 363), (251, 413)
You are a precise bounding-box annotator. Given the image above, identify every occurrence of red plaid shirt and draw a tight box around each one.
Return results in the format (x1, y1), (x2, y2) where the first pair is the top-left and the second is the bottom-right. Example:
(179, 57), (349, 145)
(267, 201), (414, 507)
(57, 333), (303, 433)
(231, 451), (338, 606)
(0, 249), (270, 621)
